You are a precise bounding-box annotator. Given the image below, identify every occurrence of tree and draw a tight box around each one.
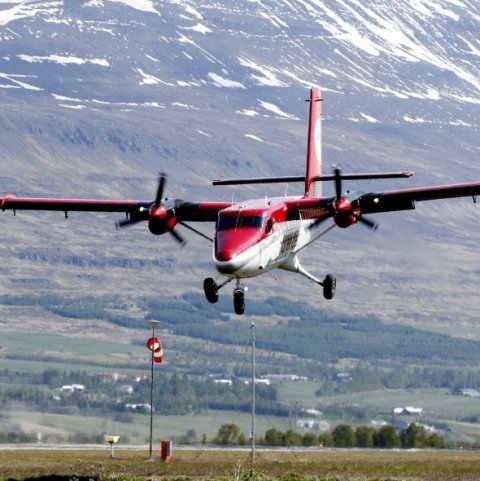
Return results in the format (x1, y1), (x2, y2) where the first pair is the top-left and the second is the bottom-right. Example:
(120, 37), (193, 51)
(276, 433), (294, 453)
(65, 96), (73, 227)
(212, 423), (242, 445)
(426, 432), (445, 448)
(282, 429), (303, 447)
(264, 428), (284, 446)
(400, 423), (427, 449)
(318, 432), (334, 447)
(355, 426), (375, 448)
(375, 425), (400, 448)
(302, 432), (318, 447)
(332, 424), (355, 447)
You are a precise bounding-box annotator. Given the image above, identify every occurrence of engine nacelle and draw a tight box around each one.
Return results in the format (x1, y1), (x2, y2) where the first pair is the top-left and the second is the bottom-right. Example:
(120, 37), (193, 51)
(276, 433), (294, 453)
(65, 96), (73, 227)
(148, 205), (178, 235)
(333, 196), (359, 229)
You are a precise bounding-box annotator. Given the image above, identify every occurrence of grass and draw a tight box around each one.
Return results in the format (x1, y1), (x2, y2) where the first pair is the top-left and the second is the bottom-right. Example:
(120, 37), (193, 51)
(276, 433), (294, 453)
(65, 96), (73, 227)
(316, 387), (480, 420)
(3, 408), (293, 444)
(0, 328), (146, 368)
(1, 448), (480, 480)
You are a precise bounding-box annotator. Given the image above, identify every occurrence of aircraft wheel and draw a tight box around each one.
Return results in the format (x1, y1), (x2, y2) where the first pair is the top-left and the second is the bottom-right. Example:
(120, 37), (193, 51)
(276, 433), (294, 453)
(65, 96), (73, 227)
(323, 274), (336, 300)
(203, 277), (219, 304)
(233, 288), (245, 315)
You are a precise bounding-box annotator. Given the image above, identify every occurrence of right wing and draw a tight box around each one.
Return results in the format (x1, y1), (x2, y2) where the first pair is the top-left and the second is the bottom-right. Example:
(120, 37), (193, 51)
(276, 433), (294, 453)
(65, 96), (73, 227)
(359, 182), (480, 214)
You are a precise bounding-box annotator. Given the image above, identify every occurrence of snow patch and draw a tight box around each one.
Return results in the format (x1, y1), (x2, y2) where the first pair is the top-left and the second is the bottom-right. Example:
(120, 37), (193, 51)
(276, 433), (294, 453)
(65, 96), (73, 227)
(360, 112), (380, 123)
(237, 109), (259, 117)
(208, 72), (245, 89)
(0, 72), (42, 91)
(135, 68), (162, 85)
(0, 1), (60, 26)
(52, 93), (83, 102)
(404, 115), (426, 123)
(259, 11), (288, 29)
(197, 129), (212, 137)
(259, 100), (299, 120)
(183, 5), (202, 20)
(449, 120), (473, 127)
(18, 54), (109, 67)
(171, 102), (200, 110)
(143, 102), (166, 108)
(59, 104), (87, 110)
(182, 23), (211, 34)
(238, 57), (287, 87)
(107, 0), (160, 15)
(245, 134), (264, 142)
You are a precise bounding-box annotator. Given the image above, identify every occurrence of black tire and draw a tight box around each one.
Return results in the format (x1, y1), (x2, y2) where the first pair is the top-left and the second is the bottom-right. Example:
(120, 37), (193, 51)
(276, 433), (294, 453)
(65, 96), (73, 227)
(233, 289), (245, 315)
(323, 274), (336, 300)
(203, 277), (219, 303)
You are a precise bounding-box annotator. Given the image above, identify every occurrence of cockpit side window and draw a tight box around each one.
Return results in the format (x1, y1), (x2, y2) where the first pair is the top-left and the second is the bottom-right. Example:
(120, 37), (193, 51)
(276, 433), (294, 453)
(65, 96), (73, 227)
(265, 218), (273, 234)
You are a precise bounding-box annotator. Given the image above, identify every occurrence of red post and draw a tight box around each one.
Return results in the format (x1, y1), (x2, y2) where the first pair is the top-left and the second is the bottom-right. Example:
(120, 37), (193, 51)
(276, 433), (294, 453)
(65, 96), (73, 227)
(161, 440), (172, 462)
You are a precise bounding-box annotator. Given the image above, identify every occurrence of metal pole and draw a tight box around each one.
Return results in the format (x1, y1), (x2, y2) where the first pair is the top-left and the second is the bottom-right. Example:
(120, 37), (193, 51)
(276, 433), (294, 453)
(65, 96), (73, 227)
(251, 320), (256, 462)
(148, 320), (159, 461)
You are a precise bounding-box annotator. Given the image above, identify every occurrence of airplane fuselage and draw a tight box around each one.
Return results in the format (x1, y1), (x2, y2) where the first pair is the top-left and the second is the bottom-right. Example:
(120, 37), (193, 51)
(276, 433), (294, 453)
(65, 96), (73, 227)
(213, 196), (319, 279)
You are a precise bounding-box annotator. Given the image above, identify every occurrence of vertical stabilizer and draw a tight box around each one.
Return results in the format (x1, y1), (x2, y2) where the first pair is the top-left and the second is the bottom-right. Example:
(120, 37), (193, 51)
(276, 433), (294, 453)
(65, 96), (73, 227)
(304, 87), (323, 198)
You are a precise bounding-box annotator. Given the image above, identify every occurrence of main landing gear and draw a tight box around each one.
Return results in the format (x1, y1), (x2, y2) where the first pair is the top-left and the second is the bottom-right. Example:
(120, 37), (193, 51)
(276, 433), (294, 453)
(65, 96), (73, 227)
(204, 273), (336, 315)
(321, 273), (336, 300)
(203, 277), (246, 315)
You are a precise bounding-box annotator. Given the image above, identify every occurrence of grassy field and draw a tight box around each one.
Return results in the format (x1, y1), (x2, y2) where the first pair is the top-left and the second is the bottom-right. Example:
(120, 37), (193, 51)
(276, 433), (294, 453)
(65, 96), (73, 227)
(2, 448), (480, 480)
(4, 409), (292, 444)
(3, 382), (480, 444)
(2, 328), (480, 444)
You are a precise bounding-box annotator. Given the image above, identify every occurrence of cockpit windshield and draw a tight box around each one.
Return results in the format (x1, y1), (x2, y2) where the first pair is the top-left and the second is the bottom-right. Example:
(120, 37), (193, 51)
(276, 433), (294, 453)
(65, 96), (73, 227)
(217, 215), (263, 231)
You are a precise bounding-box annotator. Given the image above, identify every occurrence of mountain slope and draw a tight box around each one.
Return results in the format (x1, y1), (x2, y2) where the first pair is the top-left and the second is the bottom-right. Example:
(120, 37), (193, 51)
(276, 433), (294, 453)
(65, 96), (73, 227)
(0, 0), (479, 331)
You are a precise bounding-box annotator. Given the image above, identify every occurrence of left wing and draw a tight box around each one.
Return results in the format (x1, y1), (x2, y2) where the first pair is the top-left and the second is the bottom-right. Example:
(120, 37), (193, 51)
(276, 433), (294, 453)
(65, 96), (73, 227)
(358, 182), (480, 214)
(0, 195), (231, 243)
(0, 195), (152, 213)
(0, 195), (230, 220)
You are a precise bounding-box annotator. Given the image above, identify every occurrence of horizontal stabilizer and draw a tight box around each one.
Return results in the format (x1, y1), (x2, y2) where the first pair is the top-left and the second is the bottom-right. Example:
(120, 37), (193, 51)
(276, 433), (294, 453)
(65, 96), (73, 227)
(213, 176), (305, 186)
(213, 171), (414, 186)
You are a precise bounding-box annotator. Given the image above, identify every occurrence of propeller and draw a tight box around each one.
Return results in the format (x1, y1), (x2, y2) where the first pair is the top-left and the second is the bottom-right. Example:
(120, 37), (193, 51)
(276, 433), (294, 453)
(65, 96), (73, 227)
(357, 215), (378, 231)
(116, 173), (186, 245)
(116, 209), (149, 229)
(314, 165), (379, 231)
(334, 165), (342, 199)
(155, 172), (166, 207)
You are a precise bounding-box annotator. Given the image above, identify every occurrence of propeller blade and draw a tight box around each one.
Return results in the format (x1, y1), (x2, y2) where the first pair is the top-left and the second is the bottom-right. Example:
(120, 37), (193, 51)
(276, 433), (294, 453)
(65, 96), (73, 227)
(358, 216), (379, 231)
(155, 173), (167, 207)
(169, 228), (186, 246)
(334, 166), (342, 199)
(115, 212), (149, 229)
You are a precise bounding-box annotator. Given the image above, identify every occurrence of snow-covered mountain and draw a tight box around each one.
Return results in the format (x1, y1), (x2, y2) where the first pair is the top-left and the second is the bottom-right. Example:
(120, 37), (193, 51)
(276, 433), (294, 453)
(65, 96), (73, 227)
(0, 0), (479, 329)
(1, 1), (478, 120)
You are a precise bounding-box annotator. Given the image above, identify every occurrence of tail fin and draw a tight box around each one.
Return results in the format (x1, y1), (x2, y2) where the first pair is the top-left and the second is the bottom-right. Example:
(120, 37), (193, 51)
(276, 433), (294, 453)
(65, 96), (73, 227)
(304, 87), (323, 198)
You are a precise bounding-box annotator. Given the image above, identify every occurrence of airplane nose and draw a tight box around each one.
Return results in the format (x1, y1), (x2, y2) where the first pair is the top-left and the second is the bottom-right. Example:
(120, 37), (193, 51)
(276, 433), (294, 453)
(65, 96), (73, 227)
(216, 248), (237, 262)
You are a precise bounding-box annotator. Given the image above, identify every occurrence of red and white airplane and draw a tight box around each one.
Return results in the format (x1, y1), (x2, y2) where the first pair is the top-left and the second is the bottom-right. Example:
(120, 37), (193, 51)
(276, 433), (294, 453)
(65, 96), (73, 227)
(2, 87), (480, 314)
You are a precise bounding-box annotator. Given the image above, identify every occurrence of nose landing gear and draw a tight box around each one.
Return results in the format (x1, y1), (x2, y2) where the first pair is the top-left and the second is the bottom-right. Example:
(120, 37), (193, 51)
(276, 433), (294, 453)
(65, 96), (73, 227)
(233, 284), (246, 315)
